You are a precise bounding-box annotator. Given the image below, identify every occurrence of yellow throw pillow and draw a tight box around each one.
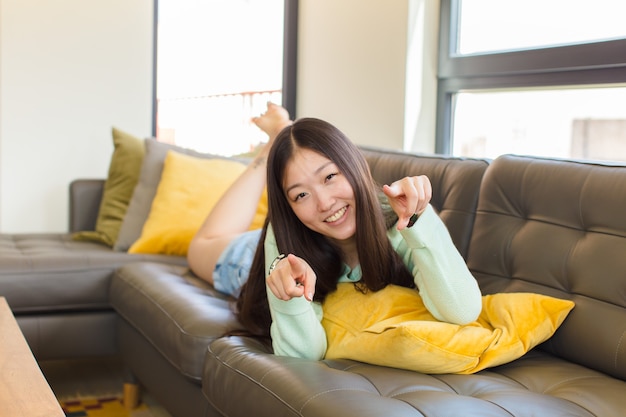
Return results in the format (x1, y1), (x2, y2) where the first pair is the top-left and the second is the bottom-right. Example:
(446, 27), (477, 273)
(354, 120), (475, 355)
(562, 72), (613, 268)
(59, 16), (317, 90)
(73, 128), (145, 246)
(322, 283), (575, 374)
(128, 151), (267, 256)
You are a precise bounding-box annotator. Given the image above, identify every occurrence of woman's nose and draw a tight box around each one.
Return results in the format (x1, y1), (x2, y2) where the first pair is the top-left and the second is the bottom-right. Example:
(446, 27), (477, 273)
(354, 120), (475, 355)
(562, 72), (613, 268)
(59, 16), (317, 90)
(316, 190), (335, 212)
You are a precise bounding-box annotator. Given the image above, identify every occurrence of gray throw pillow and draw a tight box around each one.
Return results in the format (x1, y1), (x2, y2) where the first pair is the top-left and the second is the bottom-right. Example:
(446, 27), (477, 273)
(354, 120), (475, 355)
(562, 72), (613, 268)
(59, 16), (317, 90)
(114, 139), (242, 251)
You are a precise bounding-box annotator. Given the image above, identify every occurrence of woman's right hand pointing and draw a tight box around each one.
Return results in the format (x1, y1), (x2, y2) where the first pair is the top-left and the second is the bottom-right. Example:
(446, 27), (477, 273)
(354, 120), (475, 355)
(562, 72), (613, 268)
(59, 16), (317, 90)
(267, 254), (317, 302)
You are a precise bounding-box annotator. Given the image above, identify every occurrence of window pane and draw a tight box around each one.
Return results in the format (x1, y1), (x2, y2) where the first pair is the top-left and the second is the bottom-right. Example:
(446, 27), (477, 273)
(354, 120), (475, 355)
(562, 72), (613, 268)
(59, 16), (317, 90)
(457, 0), (626, 55)
(452, 87), (626, 161)
(157, 0), (284, 155)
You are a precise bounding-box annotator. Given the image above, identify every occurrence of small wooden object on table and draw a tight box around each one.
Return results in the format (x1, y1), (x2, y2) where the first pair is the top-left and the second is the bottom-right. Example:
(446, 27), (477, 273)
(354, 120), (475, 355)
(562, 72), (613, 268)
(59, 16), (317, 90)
(0, 296), (64, 417)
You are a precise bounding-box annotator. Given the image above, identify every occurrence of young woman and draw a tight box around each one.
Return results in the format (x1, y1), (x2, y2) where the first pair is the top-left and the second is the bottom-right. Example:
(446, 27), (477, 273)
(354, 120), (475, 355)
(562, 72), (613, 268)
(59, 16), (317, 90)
(188, 103), (482, 360)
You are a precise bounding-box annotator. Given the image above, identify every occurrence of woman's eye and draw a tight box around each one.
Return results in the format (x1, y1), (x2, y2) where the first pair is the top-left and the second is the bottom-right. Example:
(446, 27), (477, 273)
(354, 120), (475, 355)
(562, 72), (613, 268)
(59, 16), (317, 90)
(325, 172), (338, 182)
(294, 192), (307, 201)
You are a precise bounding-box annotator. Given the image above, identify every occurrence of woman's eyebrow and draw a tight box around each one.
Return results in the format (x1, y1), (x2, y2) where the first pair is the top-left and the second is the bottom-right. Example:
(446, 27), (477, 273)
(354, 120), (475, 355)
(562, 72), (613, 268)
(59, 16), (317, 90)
(284, 161), (335, 194)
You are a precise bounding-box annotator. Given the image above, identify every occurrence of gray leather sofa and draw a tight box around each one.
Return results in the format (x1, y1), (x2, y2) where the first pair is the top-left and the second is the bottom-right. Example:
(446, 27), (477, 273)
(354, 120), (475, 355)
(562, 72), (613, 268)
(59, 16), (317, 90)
(1, 147), (625, 417)
(0, 179), (186, 359)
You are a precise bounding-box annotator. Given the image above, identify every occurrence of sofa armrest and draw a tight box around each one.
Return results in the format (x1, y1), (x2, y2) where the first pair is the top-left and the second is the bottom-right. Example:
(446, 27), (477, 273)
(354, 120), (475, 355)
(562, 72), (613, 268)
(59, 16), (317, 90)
(69, 179), (105, 233)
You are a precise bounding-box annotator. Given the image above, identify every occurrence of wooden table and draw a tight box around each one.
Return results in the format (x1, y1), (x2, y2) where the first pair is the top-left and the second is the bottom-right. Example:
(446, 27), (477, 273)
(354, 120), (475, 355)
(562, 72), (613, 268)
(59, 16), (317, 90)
(0, 297), (64, 417)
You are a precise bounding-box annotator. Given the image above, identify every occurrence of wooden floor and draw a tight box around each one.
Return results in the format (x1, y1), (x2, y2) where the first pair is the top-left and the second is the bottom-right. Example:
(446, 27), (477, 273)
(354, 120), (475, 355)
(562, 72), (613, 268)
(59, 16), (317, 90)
(39, 356), (172, 417)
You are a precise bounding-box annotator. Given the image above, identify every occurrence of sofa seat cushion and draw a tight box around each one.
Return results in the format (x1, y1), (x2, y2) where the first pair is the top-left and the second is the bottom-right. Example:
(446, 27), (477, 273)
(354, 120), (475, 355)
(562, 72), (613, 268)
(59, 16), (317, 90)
(204, 336), (626, 417)
(110, 262), (243, 382)
(0, 233), (185, 313)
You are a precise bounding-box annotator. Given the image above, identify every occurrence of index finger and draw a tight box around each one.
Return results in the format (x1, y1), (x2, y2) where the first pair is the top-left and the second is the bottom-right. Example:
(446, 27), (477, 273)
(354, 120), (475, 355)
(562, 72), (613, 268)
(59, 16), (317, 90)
(287, 254), (316, 301)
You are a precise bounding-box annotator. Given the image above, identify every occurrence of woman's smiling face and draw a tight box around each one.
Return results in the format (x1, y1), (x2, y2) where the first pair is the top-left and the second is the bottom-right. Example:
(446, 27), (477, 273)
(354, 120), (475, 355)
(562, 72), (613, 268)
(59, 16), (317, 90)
(283, 148), (357, 245)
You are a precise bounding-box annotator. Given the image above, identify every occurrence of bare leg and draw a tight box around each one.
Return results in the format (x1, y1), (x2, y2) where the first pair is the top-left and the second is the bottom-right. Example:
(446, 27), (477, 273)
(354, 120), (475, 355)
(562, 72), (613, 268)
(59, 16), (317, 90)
(187, 103), (291, 283)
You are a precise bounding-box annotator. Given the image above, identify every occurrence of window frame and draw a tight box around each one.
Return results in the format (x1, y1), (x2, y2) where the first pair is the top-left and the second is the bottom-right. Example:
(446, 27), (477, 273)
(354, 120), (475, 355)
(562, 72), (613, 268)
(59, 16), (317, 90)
(436, 0), (626, 154)
(151, 0), (299, 137)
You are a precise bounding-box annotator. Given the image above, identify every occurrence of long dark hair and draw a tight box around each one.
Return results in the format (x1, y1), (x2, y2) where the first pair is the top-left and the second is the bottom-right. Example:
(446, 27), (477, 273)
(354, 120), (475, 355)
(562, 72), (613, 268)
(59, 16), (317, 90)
(236, 118), (414, 336)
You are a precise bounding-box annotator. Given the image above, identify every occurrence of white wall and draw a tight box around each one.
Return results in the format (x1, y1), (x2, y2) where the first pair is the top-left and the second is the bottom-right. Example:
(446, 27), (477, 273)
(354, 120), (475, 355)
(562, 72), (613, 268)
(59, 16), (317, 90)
(296, 0), (439, 152)
(0, 0), (154, 233)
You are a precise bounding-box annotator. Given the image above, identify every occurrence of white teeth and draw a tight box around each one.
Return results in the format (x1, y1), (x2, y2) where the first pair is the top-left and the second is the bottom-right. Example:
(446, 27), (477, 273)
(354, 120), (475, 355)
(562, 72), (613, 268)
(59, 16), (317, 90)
(325, 207), (347, 223)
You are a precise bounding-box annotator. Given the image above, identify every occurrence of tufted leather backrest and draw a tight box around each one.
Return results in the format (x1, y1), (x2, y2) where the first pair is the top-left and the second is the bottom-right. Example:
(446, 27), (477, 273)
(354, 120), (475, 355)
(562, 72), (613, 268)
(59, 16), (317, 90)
(467, 154), (626, 380)
(360, 146), (489, 259)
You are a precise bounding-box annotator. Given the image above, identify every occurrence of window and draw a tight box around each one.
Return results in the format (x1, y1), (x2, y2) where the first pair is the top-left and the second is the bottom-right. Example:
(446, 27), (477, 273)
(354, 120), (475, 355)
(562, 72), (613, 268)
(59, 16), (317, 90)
(457, 0), (626, 54)
(437, 0), (626, 161)
(153, 0), (297, 156)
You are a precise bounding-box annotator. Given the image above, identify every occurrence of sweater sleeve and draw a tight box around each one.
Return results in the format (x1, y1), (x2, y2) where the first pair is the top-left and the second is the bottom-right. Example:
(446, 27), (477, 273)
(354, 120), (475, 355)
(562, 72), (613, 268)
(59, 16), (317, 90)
(264, 224), (327, 359)
(388, 204), (482, 324)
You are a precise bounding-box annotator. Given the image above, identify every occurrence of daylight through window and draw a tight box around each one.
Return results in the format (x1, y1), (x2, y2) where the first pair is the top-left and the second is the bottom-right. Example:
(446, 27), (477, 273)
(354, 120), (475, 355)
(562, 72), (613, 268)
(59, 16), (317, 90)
(156, 0), (285, 156)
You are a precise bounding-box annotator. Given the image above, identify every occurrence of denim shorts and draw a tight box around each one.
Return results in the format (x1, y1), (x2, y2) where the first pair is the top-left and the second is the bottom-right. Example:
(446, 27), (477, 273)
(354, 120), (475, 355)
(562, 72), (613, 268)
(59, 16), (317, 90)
(213, 229), (263, 298)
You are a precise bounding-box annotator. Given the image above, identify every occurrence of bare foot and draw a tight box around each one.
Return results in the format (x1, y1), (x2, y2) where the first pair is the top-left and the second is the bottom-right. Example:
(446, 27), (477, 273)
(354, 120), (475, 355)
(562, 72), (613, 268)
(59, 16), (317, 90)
(252, 102), (292, 141)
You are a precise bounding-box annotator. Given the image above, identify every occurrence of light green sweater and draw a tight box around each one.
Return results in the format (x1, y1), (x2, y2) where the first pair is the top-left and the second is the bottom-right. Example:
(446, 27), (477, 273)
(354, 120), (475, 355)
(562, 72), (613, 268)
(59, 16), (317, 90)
(263, 204), (482, 360)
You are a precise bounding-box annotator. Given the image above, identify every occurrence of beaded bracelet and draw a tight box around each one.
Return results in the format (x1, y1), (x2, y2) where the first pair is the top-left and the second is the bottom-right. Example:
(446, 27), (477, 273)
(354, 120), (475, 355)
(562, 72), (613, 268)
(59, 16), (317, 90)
(268, 254), (286, 274)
